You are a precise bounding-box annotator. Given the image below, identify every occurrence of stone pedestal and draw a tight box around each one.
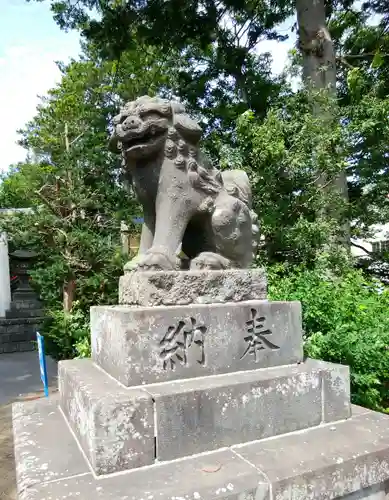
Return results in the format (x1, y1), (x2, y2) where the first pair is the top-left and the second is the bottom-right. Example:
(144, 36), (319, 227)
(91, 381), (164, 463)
(119, 268), (267, 306)
(12, 269), (389, 499)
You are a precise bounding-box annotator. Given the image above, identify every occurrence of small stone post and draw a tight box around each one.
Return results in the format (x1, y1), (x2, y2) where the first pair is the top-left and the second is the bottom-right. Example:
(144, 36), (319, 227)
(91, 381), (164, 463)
(120, 221), (130, 257)
(0, 232), (11, 317)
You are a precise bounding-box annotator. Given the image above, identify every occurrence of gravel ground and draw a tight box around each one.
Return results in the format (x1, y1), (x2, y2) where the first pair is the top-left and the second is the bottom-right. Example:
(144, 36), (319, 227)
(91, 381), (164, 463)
(0, 400), (16, 500)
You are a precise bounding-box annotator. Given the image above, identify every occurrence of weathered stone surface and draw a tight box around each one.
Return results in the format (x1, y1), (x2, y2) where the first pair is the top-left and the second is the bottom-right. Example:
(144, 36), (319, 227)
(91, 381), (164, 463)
(119, 268), (267, 306)
(91, 300), (303, 386)
(342, 484), (389, 500)
(0, 316), (42, 353)
(19, 448), (265, 500)
(59, 359), (154, 475)
(8, 250), (44, 320)
(0, 341), (35, 353)
(110, 96), (258, 272)
(149, 359), (350, 461)
(12, 395), (89, 496)
(150, 362), (321, 460)
(5, 306), (44, 319)
(306, 358), (351, 422)
(58, 358), (350, 465)
(233, 410), (389, 500)
(352, 404), (371, 416)
(14, 401), (389, 500)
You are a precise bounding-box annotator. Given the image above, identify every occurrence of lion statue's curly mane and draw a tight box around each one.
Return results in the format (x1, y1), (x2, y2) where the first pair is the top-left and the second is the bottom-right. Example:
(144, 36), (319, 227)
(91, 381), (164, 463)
(110, 95), (258, 271)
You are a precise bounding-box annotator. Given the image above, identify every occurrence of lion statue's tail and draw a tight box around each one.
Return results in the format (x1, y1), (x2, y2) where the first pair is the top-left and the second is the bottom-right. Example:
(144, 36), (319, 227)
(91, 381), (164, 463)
(221, 170), (260, 257)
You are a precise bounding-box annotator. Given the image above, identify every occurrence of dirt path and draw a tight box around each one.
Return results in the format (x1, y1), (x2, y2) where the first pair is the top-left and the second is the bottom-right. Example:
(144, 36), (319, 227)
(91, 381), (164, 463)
(0, 401), (15, 500)
(0, 389), (58, 500)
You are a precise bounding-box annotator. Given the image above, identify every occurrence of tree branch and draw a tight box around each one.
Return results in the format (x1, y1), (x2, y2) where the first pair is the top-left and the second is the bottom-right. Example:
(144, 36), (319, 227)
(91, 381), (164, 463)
(341, 52), (388, 58)
(34, 190), (62, 217)
(351, 241), (371, 255)
(336, 56), (355, 69)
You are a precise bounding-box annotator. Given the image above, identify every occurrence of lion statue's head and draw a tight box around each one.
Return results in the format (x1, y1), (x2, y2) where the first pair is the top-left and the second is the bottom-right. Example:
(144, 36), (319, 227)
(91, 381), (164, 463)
(109, 95), (204, 160)
(109, 95), (223, 195)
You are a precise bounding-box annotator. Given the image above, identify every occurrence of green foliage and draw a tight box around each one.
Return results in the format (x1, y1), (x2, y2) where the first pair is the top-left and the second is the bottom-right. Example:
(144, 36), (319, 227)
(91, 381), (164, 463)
(0, 162), (52, 208)
(42, 302), (90, 360)
(30, 0), (289, 160)
(1, 209), (126, 359)
(268, 265), (389, 412)
(345, 93), (389, 233)
(9, 0), (389, 398)
(0, 47), (155, 359)
(225, 88), (348, 265)
(328, 3), (389, 237)
(74, 334), (91, 359)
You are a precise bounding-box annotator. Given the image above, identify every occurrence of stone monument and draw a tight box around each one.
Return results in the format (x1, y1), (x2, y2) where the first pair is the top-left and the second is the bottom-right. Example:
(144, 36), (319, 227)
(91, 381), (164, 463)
(0, 249), (44, 353)
(13, 97), (389, 499)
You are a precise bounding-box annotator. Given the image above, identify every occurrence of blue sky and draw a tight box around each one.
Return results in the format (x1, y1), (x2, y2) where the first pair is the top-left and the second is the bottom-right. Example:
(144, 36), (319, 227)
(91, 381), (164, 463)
(0, 0), (81, 172)
(0, 0), (295, 173)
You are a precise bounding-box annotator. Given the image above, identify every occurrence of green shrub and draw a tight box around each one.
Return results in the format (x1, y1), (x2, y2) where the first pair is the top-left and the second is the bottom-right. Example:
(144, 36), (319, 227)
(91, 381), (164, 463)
(268, 265), (389, 412)
(74, 334), (91, 359)
(41, 302), (90, 360)
(28, 243), (125, 360)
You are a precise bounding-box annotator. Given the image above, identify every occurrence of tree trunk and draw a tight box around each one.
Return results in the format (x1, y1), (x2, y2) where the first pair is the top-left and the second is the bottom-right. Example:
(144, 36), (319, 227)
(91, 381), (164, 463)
(297, 0), (336, 91)
(63, 278), (76, 312)
(296, 0), (349, 245)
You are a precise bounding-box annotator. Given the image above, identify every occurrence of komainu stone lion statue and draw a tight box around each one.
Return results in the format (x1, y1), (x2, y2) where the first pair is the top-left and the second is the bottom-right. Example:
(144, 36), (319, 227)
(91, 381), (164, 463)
(109, 95), (258, 271)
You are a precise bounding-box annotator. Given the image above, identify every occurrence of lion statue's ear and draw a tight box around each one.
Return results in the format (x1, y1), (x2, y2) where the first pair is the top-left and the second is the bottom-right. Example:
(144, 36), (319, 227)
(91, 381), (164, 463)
(173, 113), (202, 144)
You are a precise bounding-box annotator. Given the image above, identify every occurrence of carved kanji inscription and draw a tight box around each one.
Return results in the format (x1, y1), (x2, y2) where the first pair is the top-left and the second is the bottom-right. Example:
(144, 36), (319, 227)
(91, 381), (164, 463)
(159, 317), (206, 370)
(241, 309), (280, 362)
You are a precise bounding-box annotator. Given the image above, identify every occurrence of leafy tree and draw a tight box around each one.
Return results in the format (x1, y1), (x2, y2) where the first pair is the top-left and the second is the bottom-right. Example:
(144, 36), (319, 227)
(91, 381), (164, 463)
(29, 0), (290, 158)
(11, 0), (389, 383)
(220, 87), (349, 266)
(296, 0), (349, 245)
(34, 0), (389, 234)
(323, 4), (389, 243)
(0, 42), (181, 357)
(0, 161), (50, 208)
(269, 264), (389, 412)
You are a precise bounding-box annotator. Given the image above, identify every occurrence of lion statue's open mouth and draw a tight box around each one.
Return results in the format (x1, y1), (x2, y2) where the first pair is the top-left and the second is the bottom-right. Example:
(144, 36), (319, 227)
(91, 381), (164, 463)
(121, 126), (167, 157)
(109, 95), (259, 271)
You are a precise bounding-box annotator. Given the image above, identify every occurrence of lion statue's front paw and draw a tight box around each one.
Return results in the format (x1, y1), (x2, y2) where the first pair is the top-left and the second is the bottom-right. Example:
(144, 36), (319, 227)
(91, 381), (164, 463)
(123, 254), (143, 272)
(190, 252), (231, 270)
(131, 249), (177, 271)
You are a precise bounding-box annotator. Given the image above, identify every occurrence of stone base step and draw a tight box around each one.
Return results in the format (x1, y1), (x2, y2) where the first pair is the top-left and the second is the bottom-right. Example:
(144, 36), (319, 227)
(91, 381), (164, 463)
(0, 317), (42, 353)
(59, 358), (351, 475)
(0, 316), (43, 332)
(13, 397), (389, 499)
(5, 308), (44, 319)
(0, 340), (35, 354)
